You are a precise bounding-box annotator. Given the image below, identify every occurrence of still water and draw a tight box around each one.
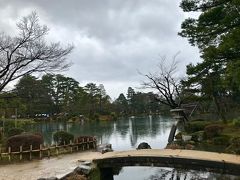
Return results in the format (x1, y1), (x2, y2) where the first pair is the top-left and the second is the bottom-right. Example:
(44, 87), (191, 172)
(25, 115), (239, 180)
(27, 115), (173, 150)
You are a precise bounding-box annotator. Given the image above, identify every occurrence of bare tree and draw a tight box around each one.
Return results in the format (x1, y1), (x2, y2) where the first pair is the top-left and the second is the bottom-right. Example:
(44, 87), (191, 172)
(0, 12), (74, 91)
(142, 53), (183, 109)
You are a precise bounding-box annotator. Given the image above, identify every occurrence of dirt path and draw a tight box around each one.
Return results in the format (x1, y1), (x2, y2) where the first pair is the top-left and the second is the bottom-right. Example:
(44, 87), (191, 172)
(0, 151), (102, 180)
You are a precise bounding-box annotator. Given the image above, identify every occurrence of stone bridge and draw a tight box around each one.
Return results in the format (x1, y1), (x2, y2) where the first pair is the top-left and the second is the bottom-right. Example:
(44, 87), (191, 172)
(92, 149), (240, 180)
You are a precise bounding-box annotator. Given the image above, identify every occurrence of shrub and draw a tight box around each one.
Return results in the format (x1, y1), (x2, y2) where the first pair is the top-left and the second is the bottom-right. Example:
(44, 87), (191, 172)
(0, 130), (2, 143)
(6, 133), (43, 152)
(204, 124), (224, 139)
(190, 131), (204, 142)
(7, 127), (24, 137)
(175, 132), (182, 140)
(99, 115), (113, 121)
(53, 131), (74, 145)
(110, 112), (117, 120)
(93, 113), (99, 120)
(212, 135), (231, 146)
(0, 120), (15, 133)
(185, 121), (210, 133)
(230, 137), (240, 146)
(232, 118), (240, 127)
(225, 137), (240, 154)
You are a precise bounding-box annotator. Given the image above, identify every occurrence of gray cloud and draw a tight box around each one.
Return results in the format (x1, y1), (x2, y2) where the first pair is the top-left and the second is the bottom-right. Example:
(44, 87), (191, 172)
(0, 0), (201, 98)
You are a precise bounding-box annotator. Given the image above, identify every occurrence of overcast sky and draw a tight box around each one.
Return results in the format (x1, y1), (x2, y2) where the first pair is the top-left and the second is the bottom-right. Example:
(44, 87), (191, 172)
(0, 0), (200, 99)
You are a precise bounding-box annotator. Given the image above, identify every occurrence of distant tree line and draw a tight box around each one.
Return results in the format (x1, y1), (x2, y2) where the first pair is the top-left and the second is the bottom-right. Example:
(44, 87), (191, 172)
(0, 74), (163, 120)
(114, 87), (163, 116)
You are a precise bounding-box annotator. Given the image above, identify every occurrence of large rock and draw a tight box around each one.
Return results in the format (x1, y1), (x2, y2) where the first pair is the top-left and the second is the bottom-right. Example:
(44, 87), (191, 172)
(37, 177), (58, 180)
(60, 173), (87, 180)
(60, 162), (91, 180)
(97, 143), (113, 154)
(80, 161), (91, 166)
(74, 165), (92, 175)
(136, 142), (151, 150)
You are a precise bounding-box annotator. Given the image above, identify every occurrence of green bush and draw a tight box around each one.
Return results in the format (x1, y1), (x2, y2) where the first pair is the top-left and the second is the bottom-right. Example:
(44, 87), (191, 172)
(232, 118), (240, 127)
(6, 133), (43, 152)
(0, 120), (15, 133)
(0, 119), (34, 135)
(7, 127), (24, 137)
(230, 136), (240, 145)
(0, 130), (2, 143)
(94, 113), (99, 120)
(110, 112), (118, 120)
(53, 131), (74, 145)
(225, 137), (240, 154)
(190, 131), (204, 142)
(185, 121), (210, 133)
(175, 132), (182, 140)
(204, 124), (224, 139)
(212, 135), (231, 146)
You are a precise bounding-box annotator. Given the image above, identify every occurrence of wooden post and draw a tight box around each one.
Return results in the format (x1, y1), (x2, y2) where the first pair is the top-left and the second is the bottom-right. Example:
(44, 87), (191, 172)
(8, 147), (11, 162)
(70, 140), (73, 153)
(47, 145), (50, 158)
(0, 147), (2, 160)
(39, 144), (42, 159)
(77, 138), (79, 151)
(87, 138), (89, 149)
(82, 143), (85, 151)
(29, 145), (32, 160)
(20, 146), (23, 161)
(94, 140), (97, 149)
(56, 144), (59, 156)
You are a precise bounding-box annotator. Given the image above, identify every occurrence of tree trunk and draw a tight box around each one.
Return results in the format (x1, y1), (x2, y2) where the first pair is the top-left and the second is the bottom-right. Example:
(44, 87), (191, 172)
(212, 95), (226, 122)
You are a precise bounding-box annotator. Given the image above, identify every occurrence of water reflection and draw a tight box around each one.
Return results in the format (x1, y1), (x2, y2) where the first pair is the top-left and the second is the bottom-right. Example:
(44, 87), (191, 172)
(25, 115), (175, 150)
(114, 167), (240, 180)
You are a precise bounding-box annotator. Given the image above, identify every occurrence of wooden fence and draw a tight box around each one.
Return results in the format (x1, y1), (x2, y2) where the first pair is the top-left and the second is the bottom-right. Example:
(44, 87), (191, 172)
(0, 138), (97, 162)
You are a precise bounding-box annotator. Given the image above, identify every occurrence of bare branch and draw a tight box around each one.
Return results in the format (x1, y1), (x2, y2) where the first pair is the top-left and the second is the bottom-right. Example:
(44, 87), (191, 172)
(0, 12), (74, 91)
(141, 53), (183, 108)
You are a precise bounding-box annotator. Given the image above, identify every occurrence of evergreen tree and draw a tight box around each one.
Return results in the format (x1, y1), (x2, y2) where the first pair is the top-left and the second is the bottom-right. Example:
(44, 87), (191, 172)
(179, 0), (240, 119)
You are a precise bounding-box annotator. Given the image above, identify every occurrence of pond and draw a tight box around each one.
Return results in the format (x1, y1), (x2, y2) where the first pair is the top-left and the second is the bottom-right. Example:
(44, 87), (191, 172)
(24, 115), (239, 180)
(26, 115), (174, 150)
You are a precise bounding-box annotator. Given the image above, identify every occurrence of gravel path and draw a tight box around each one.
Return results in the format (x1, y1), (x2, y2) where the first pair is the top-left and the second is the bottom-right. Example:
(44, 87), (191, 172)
(0, 151), (101, 180)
